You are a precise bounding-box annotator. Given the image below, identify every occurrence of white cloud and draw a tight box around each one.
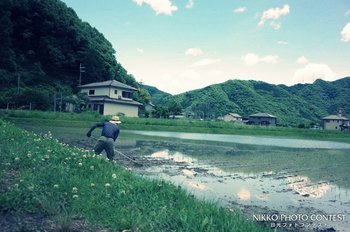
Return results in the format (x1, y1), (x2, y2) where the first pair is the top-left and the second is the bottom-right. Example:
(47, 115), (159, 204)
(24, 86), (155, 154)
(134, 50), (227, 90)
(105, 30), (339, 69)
(293, 63), (337, 84)
(133, 0), (178, 16)
(341, 22), (350, 42)
(277, 40), (288, 45)
(241, 53), (260, 66)
(260, 55), (279, 64)
(137, 48), (144, 53)
(191, 58), (221, 67)
(241, 53), (279, 66)
(185, 48), (203, 57)
(258, 4), (290, 29)
(233, 7), (246, 13)
(346, 10), (350, 16)
(296, 56), (309, 65)
(186, 0), (194, 9)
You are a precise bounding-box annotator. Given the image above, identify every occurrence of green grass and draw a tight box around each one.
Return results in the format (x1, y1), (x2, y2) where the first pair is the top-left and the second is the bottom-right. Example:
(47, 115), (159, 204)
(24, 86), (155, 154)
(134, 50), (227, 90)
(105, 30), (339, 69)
(1, 109), (350, 142)
(0, 119), (270, 231)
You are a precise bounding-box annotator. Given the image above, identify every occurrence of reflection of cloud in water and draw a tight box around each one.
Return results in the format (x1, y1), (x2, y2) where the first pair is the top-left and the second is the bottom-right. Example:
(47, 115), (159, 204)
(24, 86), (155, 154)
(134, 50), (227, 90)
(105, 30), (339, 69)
(237, 188), (251, 201)
(182, 169), (194, 176)
(187, 181), (206, 190)
(287, 176), (331, 198)
(149, 150), (170, 159)
(149, 150), (195, 163)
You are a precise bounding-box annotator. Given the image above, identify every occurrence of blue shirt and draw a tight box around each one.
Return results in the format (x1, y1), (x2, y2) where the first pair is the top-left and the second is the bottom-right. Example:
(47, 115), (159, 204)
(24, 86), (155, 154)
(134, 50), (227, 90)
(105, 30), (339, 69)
(87, 122), (120, 141)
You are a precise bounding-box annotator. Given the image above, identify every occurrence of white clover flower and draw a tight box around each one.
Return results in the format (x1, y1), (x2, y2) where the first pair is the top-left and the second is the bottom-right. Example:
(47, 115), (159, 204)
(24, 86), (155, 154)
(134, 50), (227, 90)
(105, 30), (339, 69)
(78, 162), (83, 167)
(90, 166), (94, 170)
(27, 153), (32, 158)
(53, 184), (59, 188)
(44, 155), (49, 159)
(82, 154), (87, 159)
(105, 183), (111, 187)
(15, 157), (20, 161)
(72, 194), (79, 199)
(90, 183), (95, 187)
(72, 187), (78, 194)
(112, 173), (117, 179)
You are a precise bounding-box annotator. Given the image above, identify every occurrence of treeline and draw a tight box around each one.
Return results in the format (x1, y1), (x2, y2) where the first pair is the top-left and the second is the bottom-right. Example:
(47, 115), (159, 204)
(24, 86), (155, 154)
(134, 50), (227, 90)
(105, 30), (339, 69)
(0, 0), (138, 110)
(145, 77), (350, 127)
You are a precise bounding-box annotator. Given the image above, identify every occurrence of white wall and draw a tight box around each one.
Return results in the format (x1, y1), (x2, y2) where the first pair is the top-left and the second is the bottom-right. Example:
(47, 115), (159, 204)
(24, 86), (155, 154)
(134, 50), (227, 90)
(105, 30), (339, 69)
(82, 87), (132, 100)
(104, 102), (139, 117)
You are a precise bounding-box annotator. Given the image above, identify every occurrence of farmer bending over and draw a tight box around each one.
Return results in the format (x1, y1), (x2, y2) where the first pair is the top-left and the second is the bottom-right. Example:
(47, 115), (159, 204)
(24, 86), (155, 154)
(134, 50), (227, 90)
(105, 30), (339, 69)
(86, 115), (121, 160)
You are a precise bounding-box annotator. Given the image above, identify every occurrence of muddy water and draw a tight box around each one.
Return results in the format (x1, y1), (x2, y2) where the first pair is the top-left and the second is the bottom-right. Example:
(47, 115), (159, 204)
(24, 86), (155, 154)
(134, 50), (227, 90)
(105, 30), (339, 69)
(120, 131), (350, 232)
(14, 124), (350, 232)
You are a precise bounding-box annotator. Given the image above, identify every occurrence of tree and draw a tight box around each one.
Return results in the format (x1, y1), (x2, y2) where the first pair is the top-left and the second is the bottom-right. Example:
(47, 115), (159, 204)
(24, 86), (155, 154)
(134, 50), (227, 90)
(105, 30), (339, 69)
(168, 100), (182, 118)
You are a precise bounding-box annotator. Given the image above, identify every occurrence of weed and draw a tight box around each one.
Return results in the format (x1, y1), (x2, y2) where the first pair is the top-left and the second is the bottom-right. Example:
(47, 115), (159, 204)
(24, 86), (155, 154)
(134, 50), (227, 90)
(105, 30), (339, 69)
(0, 119), (270, 231)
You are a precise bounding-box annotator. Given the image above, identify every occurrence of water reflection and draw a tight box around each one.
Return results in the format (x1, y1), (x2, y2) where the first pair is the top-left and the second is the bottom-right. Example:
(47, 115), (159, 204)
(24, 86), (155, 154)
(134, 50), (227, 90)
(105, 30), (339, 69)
(119, 133), (350, 231)
(127, 130), (350, 149)
(237, 188), (251, 201)
(287, 176), (331, 198)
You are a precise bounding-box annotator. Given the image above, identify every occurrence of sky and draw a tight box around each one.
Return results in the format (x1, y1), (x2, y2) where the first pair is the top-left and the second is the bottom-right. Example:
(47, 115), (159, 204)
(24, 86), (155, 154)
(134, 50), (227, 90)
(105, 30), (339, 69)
(61, 0), (350, 94)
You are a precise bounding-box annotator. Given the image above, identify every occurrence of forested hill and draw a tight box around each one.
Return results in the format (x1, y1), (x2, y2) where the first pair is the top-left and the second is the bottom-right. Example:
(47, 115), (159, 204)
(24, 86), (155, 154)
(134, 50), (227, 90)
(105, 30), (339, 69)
(141, 84), (172, 104)
(151, 77), (350, 127)
(0, 0), (136, 109)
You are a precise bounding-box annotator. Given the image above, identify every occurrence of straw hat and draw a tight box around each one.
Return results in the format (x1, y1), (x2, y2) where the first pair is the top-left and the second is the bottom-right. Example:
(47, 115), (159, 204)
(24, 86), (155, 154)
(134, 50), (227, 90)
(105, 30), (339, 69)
(111, 115), (121, 124)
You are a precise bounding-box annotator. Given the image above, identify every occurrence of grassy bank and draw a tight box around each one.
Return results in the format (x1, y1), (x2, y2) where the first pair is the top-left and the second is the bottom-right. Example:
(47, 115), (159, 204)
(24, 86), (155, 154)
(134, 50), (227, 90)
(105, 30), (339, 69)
(1, 109), (350, 142)
(0, 120), (270, 231)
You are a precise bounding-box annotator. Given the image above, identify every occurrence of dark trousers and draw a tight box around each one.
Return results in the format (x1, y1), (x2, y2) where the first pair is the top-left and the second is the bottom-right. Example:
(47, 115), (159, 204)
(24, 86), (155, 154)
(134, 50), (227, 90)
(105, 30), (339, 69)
(94, 136), (115, 160)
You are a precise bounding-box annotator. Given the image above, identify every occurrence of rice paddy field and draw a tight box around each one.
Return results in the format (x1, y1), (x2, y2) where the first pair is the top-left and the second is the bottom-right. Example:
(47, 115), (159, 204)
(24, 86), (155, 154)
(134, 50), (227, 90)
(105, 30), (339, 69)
(0, 119), (271, 232)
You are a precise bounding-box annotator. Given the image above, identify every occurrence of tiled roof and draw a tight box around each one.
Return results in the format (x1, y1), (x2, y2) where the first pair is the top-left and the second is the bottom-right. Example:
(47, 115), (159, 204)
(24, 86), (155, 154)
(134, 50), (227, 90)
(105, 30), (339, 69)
(322, 115), (349, 120)
(87, 96), (143, 106)
(79, 80), (137, 91)
(249, 112), (277, 118)
(228, 113), (242, 118)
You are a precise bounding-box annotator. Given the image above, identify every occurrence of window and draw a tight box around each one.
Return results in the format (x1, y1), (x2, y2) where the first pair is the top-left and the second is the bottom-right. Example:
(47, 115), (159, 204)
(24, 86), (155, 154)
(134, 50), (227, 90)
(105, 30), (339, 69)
(114, 90), (118, 94)
(89, 89), (95, 95)
(122, 91), (132, 99)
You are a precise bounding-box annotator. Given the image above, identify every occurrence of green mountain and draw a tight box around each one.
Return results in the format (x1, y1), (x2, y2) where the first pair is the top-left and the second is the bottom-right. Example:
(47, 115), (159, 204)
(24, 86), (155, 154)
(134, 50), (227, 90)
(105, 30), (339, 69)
(141, 84), (172, 104)
(0, 0), (137, 109)
(153, 78), (350, 127)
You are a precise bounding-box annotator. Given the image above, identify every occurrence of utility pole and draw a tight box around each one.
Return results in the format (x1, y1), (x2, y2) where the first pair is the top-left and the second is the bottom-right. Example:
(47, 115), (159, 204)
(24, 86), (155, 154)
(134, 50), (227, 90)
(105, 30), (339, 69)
(79, 63), (86, 86)
(17, 73), (20, 94)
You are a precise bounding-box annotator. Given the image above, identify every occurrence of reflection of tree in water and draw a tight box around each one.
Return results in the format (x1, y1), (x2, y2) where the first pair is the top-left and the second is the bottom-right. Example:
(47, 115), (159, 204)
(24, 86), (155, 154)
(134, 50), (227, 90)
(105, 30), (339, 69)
(134, 140), (350, 189)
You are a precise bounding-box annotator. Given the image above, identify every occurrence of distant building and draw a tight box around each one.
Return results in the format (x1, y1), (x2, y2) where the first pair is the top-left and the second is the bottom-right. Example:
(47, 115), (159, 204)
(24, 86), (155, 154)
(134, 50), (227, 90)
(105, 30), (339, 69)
(223, 113), (242, 122)
(322, 115), (349, 131)
(145, 102), (155, 112)
(79, 80), (142, 117)
(144, 102), (155, 117)
(248, 113), (277, 126)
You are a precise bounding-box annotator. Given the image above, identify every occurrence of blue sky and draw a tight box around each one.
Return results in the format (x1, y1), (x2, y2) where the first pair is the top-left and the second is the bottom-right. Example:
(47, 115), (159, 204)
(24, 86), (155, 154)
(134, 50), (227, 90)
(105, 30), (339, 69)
(61, 0), (350, 94)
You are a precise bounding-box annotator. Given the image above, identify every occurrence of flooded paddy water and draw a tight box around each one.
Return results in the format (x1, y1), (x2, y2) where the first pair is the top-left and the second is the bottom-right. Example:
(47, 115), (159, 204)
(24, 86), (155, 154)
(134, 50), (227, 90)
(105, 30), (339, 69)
(15, 124), (350, 232)
(120, 131), (350, 232)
